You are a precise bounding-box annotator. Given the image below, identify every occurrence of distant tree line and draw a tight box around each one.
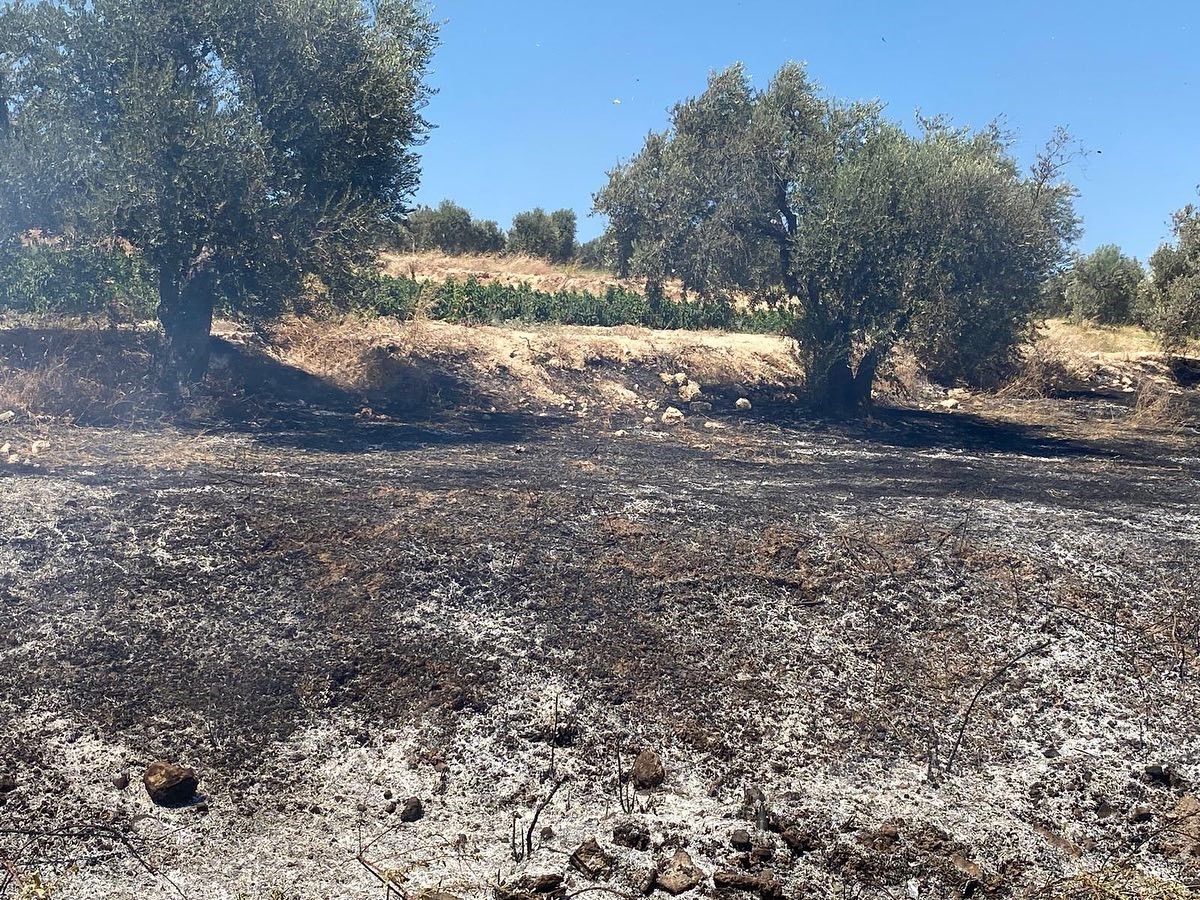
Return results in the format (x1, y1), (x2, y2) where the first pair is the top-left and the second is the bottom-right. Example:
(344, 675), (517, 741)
(401, 200), (615, 268)
(1040, 205), (1200, 352)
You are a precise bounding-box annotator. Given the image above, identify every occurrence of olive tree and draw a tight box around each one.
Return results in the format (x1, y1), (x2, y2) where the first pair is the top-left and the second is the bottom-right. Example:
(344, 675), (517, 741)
(595, 64), (1078, 411)
(1142, 197), (1200, 353)
(508, 207), (577, 263)
(1061, 245), (1145, 324)
(405, 200), (506, 254)
(0, 0), (437, 393)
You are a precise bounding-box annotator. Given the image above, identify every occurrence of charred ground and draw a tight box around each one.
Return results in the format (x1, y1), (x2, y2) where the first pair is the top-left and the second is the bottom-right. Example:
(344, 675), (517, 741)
(1, 323), (1198, 899)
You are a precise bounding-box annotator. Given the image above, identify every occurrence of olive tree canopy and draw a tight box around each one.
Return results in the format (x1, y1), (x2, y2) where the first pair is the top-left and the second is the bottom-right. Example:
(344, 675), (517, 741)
(595, 63), (1079, 412)
(0, 0), (437, 392)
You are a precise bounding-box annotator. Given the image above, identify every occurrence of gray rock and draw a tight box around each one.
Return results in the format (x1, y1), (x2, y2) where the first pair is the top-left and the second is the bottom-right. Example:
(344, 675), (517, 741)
(400, 796), (424, 822)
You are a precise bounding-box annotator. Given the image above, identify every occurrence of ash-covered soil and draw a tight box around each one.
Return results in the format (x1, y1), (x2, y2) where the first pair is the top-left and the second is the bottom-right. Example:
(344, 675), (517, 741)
(1, 362), (1199, 899)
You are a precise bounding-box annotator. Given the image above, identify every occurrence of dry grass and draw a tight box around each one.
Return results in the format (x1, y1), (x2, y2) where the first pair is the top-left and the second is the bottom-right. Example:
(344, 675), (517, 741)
(1129, 378), (1188, 432)
(0, 323), (163, 424)
(998, 344), (1083, 399)
(379, 250), (688, 300)
(1039, 318), (1166, 358)
(1037, 866), (1194, 899)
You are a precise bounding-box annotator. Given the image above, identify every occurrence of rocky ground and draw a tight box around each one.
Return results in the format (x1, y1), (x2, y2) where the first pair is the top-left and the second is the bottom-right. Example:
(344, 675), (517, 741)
(1, 328), (1199, 900)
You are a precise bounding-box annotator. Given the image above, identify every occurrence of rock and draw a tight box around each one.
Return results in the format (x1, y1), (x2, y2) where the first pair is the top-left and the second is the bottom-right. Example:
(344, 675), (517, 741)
(673, 373), (688, 386)
(678, 380), (703, 402)
(496, 874), (567, 900)
(570, 837), (613, 879)
(643, 416), (655, 425)
(947, 388), (973, 400)
(1144, 764), (1190, 791)
(0, 410), (14, 423)
(614, 820), (651, 851)
(515, 873), (564, 895)
(399, 796), (424, 822)
(939, 398), (960, 410)
(735, 398), (752, 411)
(689, 401), (713, 414)
(111, 772), (130, 790)
(713, 872), (782, 900)
(639, 867), (658, 896)
(29, 440), (47, 456)
(659, 373), (676, 386)
(779, 825), (818, 854)
(0, 443), (9, 455)
(416, 891), (463, 900)
(730, 828), (752, 851)
(631, 749), (666, 790)
(656, 850), (703, 895)
(660, 408), (685, 426)
(143, 761), (199, 806)
(703, 421), (726, 430)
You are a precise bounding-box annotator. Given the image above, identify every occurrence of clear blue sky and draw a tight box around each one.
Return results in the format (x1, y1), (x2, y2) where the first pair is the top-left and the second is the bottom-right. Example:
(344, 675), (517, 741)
(414, 1), (1198, 261)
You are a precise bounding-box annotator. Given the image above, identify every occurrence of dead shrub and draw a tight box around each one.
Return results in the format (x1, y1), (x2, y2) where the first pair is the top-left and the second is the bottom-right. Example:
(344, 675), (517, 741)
(1037, 865), (1192, 899)
(999, 344), (1079, 399)
(1129, 378), (1186, 431)
(0, 326), (164, 423)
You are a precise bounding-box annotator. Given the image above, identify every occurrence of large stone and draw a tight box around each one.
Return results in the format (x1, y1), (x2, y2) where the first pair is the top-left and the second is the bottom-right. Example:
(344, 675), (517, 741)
(735, 398), (752, 412)
(631, 749), (665, 790)
(656, 850), (703, 895)
(729, 828), (752, 851)
(570, 837), (614, 879)
(660, 408), (685, 426)
(143, 761), (199, 806)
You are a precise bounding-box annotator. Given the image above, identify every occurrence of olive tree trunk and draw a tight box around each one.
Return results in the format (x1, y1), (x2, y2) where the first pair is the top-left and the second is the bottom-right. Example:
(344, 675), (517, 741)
(157, 263), (216, 398)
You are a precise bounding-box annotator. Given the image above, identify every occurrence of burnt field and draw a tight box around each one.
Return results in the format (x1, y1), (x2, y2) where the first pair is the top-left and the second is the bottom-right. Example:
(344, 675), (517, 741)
(1, 346), (1199, 899)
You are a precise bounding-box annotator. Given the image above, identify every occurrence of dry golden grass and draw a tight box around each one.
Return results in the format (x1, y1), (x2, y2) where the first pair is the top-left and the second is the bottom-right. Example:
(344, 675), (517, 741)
(1129, 378), (1188, 432)
(379, 250), (688, 300)
(1039, 318), (1166, 357)
(1037, 865), (1193, 900)
(999, 344), (1084, 399)
(0, 324), (161, 423)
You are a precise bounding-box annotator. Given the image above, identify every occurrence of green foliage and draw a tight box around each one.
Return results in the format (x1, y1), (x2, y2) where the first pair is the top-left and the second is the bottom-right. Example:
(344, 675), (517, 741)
(0, 241), (157, 318)
(595, 63), (1078, 407)
(1060, 244), (1145, 324)
(1142, 198), (1200, 353)
(0, 0), (437, 386)
(351, 274), (789, 333)
(404, 200), (506, 254)
(508, 208), (577, 262)
(577, 234), (617, 271)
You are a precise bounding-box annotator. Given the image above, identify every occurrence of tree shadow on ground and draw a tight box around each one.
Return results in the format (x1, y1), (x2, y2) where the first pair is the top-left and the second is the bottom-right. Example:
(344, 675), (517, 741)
(0, 327), (565, 454)
(747, 398), (1161, 465)
(204, 337), (569, 454)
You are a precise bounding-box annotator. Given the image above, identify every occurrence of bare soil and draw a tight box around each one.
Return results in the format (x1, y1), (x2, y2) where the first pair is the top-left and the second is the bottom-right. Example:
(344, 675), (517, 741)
(1, 321), (1199, 900)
